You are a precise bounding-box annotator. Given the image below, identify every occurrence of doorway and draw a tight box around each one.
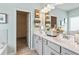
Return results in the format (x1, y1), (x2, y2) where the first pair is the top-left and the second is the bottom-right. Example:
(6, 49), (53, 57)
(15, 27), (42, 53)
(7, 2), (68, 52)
(16, 11), (29, 54)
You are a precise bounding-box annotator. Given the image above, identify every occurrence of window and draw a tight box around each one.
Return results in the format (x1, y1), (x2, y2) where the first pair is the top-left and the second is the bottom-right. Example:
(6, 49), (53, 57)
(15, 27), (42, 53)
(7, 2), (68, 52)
(70, 16), (79, 31)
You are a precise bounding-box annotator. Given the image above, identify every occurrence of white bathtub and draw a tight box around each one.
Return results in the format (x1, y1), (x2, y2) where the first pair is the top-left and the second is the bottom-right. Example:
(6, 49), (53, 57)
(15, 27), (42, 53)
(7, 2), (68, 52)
(0, 42), (7, 55)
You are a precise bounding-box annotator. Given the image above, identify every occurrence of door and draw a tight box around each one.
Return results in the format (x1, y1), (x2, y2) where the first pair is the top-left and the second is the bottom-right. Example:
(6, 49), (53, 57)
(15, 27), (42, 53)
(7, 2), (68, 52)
(16, 11), (31, 54)
(17, 11), (27, 38)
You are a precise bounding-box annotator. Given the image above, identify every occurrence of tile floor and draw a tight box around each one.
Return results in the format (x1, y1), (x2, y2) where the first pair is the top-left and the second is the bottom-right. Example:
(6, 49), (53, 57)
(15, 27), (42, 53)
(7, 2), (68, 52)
(16, 38), (37, 55)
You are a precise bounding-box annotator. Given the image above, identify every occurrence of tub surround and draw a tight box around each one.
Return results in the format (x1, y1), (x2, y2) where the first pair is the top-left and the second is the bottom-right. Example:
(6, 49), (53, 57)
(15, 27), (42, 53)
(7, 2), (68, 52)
(33, 31), (79, 55)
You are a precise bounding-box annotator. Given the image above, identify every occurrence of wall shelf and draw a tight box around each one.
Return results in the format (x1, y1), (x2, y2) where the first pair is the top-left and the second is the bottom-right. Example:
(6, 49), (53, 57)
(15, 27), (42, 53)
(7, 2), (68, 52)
(45, 12), (51, 31)
(34, 9), (41, 28)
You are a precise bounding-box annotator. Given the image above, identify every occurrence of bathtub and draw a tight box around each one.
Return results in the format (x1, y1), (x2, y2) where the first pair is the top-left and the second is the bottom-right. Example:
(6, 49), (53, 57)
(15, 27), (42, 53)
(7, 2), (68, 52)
(0, 42), (7, 55)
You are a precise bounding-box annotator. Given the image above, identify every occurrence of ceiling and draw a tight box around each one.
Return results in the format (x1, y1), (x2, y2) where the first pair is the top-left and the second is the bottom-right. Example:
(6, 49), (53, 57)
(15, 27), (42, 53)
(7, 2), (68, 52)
(56, 3), (79, 11)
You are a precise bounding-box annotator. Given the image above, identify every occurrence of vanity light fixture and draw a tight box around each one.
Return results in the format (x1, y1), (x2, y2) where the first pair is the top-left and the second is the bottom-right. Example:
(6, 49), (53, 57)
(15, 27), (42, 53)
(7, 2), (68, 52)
(41, 3), (64, 13)
(41, 4), (55, 13)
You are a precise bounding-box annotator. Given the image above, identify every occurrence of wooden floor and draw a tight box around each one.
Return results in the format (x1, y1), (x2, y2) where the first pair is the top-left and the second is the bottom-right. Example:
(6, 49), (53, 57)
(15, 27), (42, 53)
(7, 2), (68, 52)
(16, 38), (37, 55)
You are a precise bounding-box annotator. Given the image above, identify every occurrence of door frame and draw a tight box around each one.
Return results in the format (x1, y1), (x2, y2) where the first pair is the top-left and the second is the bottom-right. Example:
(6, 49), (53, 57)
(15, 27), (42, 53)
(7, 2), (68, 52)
(16, 9), (31, 49)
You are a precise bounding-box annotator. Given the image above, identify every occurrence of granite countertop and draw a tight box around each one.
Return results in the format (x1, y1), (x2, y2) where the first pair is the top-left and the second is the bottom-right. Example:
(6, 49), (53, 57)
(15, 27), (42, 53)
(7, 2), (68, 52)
(34, 32), (79, 54)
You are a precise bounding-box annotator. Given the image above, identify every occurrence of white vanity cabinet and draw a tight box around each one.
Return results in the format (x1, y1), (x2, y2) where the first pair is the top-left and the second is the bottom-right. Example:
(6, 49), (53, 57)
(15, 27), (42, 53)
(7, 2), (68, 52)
(33, 34), (38, 50)
(47, 41), (60, 53)
(33, 34), (43, 55)
(37, 36), (43, 55)
(43, 39), (60, 55)
(33, 33), (79, 55)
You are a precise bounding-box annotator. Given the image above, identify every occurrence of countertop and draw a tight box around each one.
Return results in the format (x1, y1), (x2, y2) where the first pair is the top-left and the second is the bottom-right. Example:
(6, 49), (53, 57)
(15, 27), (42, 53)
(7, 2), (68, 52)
(34, 31), (79, 54)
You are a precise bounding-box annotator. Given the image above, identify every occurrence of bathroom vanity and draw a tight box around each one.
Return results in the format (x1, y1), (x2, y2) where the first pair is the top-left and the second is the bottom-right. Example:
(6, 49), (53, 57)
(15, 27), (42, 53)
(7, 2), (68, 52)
(33, 32), (79, 55)
(33, 4), (79, 55)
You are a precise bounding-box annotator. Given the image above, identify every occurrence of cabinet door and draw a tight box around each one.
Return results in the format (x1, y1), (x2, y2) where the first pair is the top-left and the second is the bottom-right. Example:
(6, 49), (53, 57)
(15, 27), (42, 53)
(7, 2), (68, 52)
(47, 41), (60, 53)
(43, 39), (59, 55)
(33, 34), (39, 50)
(33, 34), (43, 55)
(43, 44), (59, 55)
(37, 37), (43, 55)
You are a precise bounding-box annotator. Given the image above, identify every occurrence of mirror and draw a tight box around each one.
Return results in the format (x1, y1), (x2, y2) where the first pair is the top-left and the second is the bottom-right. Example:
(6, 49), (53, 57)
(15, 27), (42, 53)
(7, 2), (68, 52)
(42, 7), (68, 35)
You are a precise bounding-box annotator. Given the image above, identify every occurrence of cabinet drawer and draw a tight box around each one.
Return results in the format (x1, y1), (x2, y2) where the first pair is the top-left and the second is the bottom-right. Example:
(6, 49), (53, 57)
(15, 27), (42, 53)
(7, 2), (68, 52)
(43, 45), (60, 55)
(61, 47), (78, 55)
(47, 41), (60, 53)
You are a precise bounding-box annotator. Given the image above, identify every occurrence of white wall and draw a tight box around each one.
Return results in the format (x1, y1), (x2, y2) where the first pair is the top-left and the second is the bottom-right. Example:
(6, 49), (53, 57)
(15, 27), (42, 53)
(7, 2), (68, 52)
(68, 7), (79, 32)
(0, 30), (8, 43)
(69, 8), (79, 17)
(0, 3), (41, 54)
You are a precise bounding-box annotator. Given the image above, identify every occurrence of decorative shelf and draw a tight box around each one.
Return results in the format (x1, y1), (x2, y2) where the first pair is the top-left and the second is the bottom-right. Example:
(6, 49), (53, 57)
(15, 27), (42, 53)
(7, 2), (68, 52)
(34, 9), (41, 28)
(34, 20), (40, 23)
(45, 12), (51, 31)
(35, 9), (40, 18)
